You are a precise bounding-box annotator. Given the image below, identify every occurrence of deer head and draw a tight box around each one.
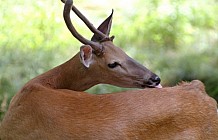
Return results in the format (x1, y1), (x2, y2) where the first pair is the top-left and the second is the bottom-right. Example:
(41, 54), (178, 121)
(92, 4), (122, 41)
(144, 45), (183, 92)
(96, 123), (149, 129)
(62, 0), (161, 88)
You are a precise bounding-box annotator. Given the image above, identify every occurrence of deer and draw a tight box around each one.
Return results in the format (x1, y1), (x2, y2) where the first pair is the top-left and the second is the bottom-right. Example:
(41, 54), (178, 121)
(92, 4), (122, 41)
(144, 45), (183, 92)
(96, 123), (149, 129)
(0, 0), (218, 139)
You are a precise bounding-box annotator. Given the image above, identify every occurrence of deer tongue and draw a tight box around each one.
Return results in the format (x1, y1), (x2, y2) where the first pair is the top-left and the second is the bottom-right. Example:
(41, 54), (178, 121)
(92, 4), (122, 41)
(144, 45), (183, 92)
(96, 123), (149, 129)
(155, 84), (162, 88)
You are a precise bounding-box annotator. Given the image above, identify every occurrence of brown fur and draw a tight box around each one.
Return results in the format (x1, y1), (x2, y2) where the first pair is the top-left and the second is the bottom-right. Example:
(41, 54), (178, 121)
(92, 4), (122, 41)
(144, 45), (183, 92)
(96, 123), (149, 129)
(1, 79), (218, 139)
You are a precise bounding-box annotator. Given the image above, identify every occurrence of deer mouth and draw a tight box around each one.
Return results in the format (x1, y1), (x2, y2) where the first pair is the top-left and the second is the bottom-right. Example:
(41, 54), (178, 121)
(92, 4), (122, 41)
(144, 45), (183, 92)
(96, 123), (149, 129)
(140, 84), (162, 88)
(138, 81), (162, 88)
(155, 84), (162, 88)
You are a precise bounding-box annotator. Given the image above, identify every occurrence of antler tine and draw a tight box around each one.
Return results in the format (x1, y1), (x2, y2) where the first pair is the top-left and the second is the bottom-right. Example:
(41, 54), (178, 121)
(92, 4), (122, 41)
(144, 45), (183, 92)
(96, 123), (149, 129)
(61, 0), (108, 40)
(63, 0), (103, 54)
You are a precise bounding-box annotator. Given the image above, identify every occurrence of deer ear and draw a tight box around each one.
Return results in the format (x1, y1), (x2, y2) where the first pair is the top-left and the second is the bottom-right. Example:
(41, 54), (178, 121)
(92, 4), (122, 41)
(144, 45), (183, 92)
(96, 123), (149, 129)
(80, 45), (93, 68)
(91, 10), (113, 42)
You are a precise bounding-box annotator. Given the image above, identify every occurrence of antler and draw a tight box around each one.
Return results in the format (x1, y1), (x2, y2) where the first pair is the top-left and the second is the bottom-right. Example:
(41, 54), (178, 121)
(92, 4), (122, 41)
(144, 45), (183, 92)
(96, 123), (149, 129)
(62, 0), (108, 38)
(63, 0), (108, 55)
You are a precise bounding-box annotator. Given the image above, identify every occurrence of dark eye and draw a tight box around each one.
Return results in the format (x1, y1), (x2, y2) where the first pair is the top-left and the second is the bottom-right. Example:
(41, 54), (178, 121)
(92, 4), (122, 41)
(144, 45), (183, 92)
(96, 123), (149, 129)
(108, 62), (120, 68)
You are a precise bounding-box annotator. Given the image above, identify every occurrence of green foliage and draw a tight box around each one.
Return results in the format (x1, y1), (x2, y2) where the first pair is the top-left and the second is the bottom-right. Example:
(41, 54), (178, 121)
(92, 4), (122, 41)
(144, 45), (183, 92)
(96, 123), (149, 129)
(154, 46), (218, 100)
(0, 0), (218, 121)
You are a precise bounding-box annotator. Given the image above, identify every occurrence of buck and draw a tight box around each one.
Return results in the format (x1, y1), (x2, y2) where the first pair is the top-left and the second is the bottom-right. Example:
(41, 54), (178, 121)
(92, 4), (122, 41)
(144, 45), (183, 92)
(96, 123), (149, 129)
(0, 0), (218, 139)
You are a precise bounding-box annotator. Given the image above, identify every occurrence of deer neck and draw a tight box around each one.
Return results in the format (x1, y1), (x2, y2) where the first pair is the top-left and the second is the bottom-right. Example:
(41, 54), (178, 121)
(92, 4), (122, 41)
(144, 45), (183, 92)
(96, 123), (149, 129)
(28, 53), (99, 91)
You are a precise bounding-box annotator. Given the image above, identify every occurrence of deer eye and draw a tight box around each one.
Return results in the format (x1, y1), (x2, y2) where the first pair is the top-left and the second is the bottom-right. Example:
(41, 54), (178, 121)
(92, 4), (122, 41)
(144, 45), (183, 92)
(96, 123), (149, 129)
(108, 62), (121, 68)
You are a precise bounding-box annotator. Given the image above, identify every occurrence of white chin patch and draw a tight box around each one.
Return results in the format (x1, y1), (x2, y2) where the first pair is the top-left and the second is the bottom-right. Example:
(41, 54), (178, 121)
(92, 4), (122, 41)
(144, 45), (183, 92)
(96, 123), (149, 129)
(155, 84), (162, 88)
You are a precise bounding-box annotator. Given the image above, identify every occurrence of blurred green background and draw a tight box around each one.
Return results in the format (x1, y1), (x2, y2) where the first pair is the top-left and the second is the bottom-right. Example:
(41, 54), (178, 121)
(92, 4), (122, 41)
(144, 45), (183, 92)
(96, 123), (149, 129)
(0, 0), (218, 121)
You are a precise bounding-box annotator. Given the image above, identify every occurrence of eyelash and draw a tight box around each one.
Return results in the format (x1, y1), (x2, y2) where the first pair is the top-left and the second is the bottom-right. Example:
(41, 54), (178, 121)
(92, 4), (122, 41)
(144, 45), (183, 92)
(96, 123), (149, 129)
(108, 62), (121, 68)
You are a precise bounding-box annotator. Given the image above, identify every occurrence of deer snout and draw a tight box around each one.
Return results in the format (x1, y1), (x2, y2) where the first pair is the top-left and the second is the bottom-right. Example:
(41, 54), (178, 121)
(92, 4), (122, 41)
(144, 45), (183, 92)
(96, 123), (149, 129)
(149, 75), (161, 84)
(145, 75), (161, 88)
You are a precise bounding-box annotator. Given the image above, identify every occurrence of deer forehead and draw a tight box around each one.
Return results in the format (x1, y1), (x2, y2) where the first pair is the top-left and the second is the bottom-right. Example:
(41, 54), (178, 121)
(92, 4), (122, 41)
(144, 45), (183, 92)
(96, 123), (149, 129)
(102, 42), (128, 61)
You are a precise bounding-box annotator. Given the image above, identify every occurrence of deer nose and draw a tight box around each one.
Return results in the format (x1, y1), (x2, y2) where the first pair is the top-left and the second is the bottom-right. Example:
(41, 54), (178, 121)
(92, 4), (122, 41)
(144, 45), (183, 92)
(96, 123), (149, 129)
(147, 75), (161, 87)
(151, 75), (161, 84)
